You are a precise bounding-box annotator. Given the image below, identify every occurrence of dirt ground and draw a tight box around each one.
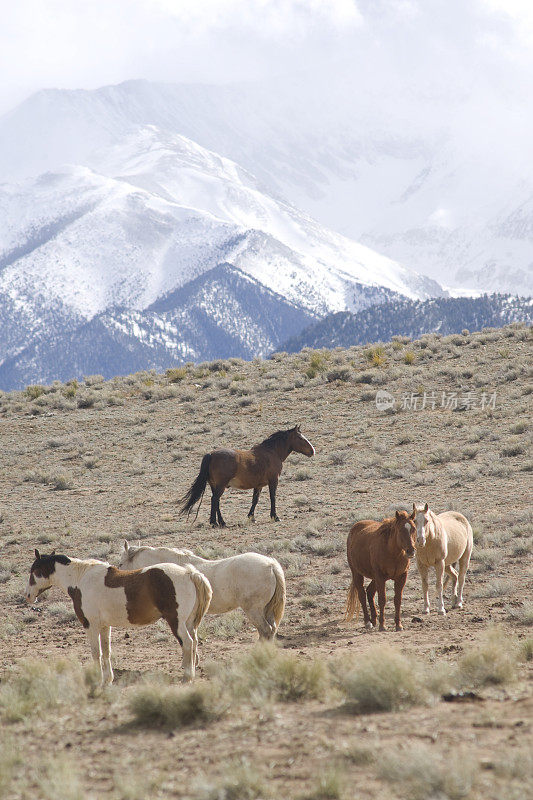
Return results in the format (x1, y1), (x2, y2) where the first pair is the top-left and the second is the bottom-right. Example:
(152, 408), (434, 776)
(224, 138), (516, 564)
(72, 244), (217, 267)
(0, 325), (531, 799)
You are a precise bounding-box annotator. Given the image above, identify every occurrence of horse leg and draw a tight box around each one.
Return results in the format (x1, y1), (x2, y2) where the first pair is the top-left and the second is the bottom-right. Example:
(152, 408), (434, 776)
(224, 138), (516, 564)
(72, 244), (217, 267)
(209, 489), (218, 527)
(354, 573), (372, 630)
(210, 487), (225, 527)
(87, 628), (103, 683)
(418, 563), (430, 614)
(445, 564), (459, 604)
(269, 478), (280, 522)
(245, 605), (275, 639)
(435, 559), (446, 615)
(376, 575), (387, 631)
(455, 549), (472, 609)
(247, 488), (261, 521)
(179, 626), (195, 682)
(164, 612), (194, 681)
(393, 572), (407, 631)
(100, 626), (113, 684)
(216, 490), (226, 528)
(366, 580), (377, 628)
(443, 561), (457, 590)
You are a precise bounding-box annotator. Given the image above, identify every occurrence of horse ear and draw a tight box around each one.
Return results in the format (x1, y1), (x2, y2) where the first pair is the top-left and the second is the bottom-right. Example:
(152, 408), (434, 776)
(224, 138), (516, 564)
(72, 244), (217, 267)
(123, 540), (129, 552)
(395, 510), (401, 520)
(424, 502), (429, 512)
(50, 550), (56, 557)
(34, 548), (40, 560)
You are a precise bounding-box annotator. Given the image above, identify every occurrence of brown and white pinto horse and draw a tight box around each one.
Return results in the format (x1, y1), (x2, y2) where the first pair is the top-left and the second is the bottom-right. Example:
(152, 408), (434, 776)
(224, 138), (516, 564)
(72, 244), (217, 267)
(181, 425), (315, 527)
(25, 550), (212, 682)
(345, 510), (416, 631)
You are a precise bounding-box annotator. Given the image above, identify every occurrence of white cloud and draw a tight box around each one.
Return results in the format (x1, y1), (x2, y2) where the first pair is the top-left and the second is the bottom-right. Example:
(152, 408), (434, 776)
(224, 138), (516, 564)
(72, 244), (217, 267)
(1, 0), (533, 130)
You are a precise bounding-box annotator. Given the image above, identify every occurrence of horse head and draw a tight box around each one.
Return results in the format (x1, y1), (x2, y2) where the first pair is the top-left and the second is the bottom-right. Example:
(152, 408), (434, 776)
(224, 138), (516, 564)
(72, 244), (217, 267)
(394, 510), (416, 558)
(25, 549), (64, 603)
(412, 502), (430, 547)
(289, 425), (315, 457)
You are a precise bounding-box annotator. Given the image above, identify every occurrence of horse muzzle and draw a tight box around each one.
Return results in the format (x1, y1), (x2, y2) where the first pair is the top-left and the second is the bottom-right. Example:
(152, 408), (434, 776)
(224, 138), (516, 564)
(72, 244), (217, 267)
(405, 548), (416, 558)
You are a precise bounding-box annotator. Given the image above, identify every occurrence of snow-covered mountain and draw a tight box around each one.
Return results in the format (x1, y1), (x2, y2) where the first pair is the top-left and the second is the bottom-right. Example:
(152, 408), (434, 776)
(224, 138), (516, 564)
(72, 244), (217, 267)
(0, 121), (443, 389)
(0, 79), (531, 295)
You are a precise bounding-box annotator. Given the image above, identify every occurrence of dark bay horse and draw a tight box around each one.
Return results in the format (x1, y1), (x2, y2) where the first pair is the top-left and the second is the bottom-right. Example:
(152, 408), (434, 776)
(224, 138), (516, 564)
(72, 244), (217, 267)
(180, 425), (315, 527)
(345, 510), (416, 631)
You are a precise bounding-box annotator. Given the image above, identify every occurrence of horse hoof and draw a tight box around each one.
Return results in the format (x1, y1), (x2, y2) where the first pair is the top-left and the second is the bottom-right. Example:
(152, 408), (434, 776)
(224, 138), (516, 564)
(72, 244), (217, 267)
(423, 608), (430, 615)
(379, 625), (386, 632)
(365, 621), (373, 630)
(453, 601), (463, 609)
(247, 515), (255, 523)
(270, 515), (280, 522)
(396, 625), (403, 632)
(438, 609), (446, 616)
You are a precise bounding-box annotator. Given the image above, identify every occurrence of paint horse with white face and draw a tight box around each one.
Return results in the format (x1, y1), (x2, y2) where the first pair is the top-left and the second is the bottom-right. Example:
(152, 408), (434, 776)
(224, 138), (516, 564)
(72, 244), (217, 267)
(412, 504), (473, 615)
(180, 425), (315, 527)
(25, 550), (212, 683)
(120, 542), (286, 640)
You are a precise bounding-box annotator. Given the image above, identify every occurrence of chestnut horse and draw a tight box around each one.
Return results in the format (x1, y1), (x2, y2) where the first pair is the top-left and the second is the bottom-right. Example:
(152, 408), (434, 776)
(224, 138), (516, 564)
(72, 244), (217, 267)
(180, 425), (315, 527)
(345, 510), (416, 631)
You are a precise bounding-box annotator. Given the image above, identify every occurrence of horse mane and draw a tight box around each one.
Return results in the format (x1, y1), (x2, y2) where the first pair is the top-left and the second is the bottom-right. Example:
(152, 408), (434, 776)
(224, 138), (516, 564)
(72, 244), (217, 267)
(31, 553), (71, 570)
(259, 429), (292, 449)
(378, 512), (408, 537)
(377, 516), (397, 537)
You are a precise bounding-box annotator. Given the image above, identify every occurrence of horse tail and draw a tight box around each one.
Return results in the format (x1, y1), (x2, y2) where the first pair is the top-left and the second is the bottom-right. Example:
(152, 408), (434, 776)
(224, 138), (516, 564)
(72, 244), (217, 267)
(180, 454), (211, 514)
(187, 566), (212, 629)
(344, 579), (360, 622)
(263, 560), (286, 632)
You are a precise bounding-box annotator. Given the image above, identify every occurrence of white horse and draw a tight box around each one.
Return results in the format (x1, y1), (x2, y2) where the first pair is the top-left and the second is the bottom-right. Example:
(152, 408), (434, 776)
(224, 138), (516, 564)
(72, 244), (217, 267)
(25, 549), (212, 683)
(119, 542), (286, 639)
(412, 503), (473, 615)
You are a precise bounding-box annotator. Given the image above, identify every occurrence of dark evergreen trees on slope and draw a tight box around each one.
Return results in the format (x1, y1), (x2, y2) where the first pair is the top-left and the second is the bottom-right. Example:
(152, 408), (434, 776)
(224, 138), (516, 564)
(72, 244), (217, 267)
(281, 294), (532, 352)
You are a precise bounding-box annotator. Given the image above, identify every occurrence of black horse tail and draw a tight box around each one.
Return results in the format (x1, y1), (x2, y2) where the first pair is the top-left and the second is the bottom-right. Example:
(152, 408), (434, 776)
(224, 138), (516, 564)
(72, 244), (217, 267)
(180, 454), (211, 515)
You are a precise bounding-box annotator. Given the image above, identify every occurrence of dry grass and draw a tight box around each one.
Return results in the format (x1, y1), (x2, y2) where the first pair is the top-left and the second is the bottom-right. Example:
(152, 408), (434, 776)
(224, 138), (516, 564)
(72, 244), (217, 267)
(193, 760), (268, 800)
(218, 642), (330, 704)
(336, 646), (441, 714)
(129, 681), (226, 728)
(377, 744), (476, 800)
(0, 658), (87, 722)
(458, 628), (519, 688)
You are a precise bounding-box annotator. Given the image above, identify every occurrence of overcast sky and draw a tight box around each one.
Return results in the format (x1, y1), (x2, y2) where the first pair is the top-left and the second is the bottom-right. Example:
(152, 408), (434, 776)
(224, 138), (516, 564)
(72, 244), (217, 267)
(1, 0), (532, 119)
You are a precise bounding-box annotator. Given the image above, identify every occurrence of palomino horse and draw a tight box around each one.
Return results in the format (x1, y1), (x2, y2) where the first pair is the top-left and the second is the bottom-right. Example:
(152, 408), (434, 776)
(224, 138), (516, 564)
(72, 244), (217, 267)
(345, 510), (416, 631)
(120, 542), (286, 639)
(25, 550), (212, 683)
(413, 503), (473, 615)
(180, 425), (315, 526)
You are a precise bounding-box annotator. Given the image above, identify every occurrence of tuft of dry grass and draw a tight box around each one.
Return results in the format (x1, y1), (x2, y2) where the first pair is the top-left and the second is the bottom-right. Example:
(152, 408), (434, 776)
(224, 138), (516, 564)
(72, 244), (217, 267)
(458, 628), (519, 688)
(129, 681), (226, 729)
(193, 760), (268, 800)
(302, 769), (344, 800)
(336, 646), (439, 714)
(0, 659), (87, 722)
(378, 744), (476, 800)
(218, 642), (330, 704)
(166, 367), (188, 382)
